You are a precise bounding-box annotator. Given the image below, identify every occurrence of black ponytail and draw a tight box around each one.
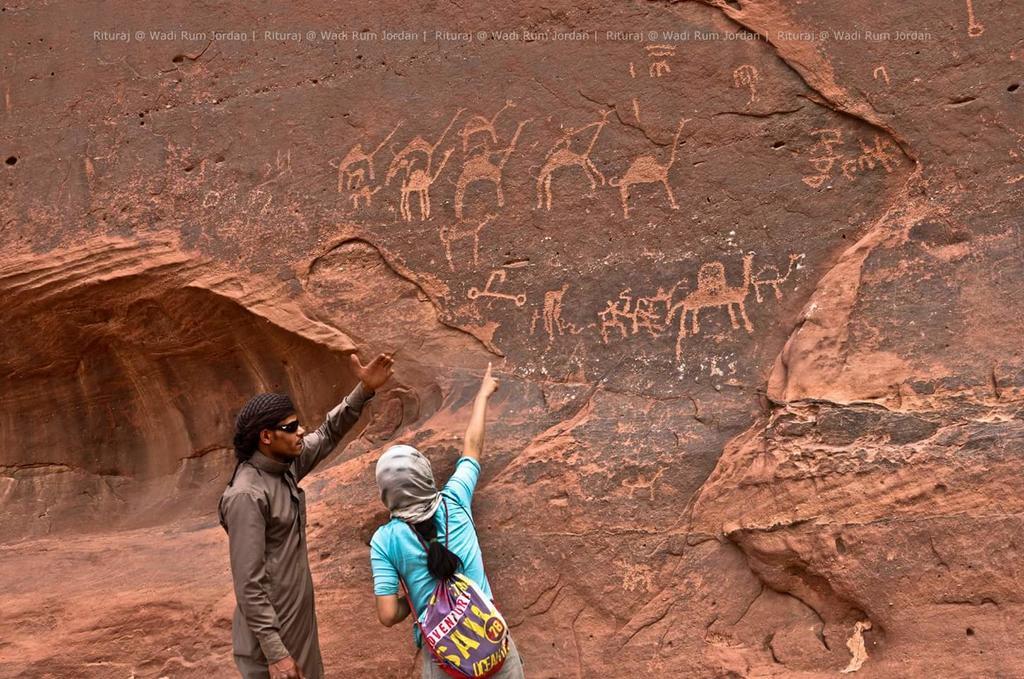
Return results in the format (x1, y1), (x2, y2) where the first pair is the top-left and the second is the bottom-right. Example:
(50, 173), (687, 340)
(413, 510), (461, 581)
(233, 429), (258, 463)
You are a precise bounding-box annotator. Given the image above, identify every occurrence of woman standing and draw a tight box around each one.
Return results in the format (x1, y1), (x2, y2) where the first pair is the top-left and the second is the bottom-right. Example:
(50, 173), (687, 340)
(370, 364), (525, 678)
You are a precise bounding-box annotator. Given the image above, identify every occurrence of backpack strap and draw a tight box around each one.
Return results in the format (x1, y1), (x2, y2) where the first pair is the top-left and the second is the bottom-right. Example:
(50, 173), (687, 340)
(442, 497), (449, 549)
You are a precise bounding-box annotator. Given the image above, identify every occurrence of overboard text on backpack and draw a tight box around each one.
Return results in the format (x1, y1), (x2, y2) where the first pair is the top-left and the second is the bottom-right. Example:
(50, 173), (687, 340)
(404, 499), (509, 678)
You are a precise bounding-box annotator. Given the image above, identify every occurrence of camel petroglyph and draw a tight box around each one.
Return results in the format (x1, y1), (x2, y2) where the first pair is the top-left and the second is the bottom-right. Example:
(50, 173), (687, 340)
(536, 110), (611, 210)
(386, 110), (463, 221)
(668, 254), (754, 359)
(455, 118), (531, 220)
(609, 118), (689, 218)
(332, 123), (401, 209)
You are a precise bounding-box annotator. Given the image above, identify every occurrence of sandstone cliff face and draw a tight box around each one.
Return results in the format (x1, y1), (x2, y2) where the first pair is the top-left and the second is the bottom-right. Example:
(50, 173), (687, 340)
(1, 0), (1020, 676)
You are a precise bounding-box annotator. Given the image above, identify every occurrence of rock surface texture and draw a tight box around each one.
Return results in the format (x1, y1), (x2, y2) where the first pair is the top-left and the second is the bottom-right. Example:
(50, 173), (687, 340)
(1, 0), (1021, 676)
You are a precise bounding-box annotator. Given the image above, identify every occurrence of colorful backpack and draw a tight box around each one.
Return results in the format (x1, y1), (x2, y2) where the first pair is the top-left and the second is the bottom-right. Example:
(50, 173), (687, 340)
(404, 498), (510, 678)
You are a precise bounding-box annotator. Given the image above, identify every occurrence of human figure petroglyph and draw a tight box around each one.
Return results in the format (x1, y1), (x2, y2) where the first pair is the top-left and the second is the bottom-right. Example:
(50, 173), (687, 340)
(733, 65), (759, 105)
(872, 65), (890, 85)
(439, 214), (494, 272)
(461, 100), (515, 154)
(966, 0), (985, 37)
(536, 110), (611, 210)
(598, 289), (635, 342)
(468, 269), (527, 307)
(667, 254), (755, 359)
(598, 285), (677, 343)
(633, 286), (677, 336)
(646, 44), (675, 78)
(543, 285), (569, 341)
(332, 123), (401, 208)
(752, 254), (804, 302)
(610, 119), (689, 218)
(539, 284), (586, 342)
(386, 110), (463, 221)
(454, 118), (531, 220)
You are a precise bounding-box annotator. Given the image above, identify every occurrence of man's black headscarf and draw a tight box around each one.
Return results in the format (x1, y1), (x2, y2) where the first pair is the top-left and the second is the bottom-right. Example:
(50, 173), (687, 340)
(233, 392), (296, 462)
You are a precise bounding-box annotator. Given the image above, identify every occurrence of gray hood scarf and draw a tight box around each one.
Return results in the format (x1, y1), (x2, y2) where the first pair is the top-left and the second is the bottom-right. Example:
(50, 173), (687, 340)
(375, 444), (443, 524)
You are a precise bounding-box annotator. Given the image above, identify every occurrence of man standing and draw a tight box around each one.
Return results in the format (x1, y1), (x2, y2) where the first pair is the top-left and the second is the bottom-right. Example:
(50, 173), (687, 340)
(220, 353), (394, 679)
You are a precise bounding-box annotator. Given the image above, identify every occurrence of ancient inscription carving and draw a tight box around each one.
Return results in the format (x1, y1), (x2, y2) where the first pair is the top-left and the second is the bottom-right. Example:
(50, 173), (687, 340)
(245, 150), (292, 216)
(623, 468), (665, 502)
(646, 44), (676, 78)
(598, 285), (677, 343)
(840, 136), (900, 180)
(592, 253), (803, 366)
(531, 284), (592, 342)
(733, 65), (759, 105)
(593, 263), (795, 377)
(803, 130), (899, 187)
(542, 284), (570, 342)
(802, 129), (844, 188)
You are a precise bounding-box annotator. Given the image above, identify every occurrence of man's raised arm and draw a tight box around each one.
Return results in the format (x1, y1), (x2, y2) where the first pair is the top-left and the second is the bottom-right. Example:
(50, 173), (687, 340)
(293, 353), (393, 480)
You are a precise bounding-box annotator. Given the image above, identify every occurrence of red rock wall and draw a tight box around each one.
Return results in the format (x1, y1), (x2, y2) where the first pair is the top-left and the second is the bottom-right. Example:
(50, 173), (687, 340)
(1, 0), (1021, 676)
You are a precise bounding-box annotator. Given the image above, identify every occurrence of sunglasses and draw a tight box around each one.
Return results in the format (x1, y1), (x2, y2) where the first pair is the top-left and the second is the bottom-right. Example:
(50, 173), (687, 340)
(271, 420), (301, 434)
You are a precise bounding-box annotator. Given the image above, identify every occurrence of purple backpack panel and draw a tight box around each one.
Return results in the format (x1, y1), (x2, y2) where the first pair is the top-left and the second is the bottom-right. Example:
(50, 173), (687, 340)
(418, 573), (509, 678)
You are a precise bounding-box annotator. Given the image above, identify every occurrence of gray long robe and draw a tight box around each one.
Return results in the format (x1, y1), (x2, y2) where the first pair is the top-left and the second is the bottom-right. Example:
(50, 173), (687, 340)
(219, 384), (372, 678)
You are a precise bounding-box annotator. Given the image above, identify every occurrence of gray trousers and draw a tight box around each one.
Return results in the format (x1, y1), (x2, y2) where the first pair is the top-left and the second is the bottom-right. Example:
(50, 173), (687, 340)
(420, 636), (525, 678)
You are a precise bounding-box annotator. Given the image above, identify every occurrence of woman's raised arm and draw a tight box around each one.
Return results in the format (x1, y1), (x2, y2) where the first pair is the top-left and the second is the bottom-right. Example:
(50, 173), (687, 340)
(463, 363), (499, 461)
